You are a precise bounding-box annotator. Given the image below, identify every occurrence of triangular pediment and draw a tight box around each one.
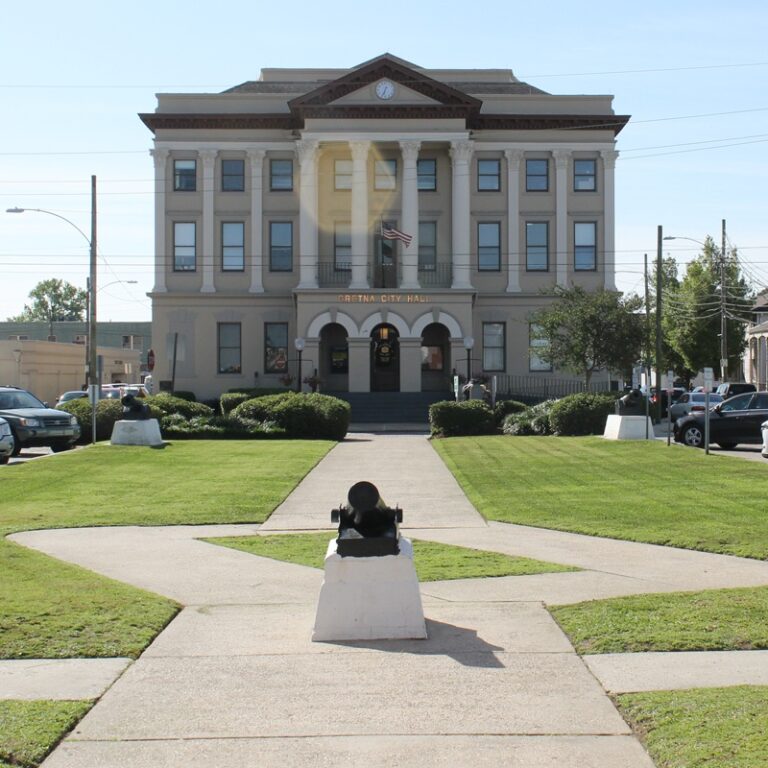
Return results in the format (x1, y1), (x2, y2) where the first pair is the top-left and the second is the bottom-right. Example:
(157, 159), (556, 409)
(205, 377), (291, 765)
(288, 54), (481, 117)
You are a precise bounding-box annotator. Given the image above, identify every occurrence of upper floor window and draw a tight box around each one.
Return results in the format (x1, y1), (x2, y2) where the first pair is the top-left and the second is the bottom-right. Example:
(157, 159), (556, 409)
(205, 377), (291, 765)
(335, 159), (352, 190)
(221, 159), (244, 191)
(418, 222), (437, 271)
(478, 222), (501, 271)
(526, 222), (549, 271)
(334, 223), (351, 271)
(574, 159), (597, 191)
(526, 159), (548, 192)
(270, 159), (293, 191)
(174, 160), (196, 191)
(483, 322), (505, 371)
(269, 222), (293, 271)
(222, 222), (245, 271)
(478, 159), (500, 191)
(374, 159), (397, 190)
(173, 222), (196, 271)
(574, 222), (597, 271)
(417, 159), (437, 191)
(217, 323), (241, 374)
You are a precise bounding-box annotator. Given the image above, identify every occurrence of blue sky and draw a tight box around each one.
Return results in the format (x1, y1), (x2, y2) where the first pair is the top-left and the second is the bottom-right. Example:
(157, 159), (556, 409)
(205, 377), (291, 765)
(1, 0), (767, 322)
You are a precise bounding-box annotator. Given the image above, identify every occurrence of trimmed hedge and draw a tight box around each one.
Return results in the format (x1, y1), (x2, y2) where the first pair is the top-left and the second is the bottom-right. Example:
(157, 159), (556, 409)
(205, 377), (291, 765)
(220, 389), (288, 415)
(429, 400), (496, 437)
(502, 400), (556, 436)
(143, 394), (213, 420)
(160, 413), (287, 440)
(170, 390), (197, 402)
(548, 391), (617, 436)
(232, 392), (350, 440)
(58, 398), (124, 442)
(493, 398), (527, 426)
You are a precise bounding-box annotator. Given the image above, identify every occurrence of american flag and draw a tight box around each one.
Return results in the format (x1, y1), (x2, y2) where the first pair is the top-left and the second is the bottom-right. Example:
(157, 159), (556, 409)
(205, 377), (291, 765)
(380, 222), (412, 247)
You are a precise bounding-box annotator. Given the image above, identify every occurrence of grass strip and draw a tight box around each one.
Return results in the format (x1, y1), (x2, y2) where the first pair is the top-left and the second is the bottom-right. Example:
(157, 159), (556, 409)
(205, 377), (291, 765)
(616, 686), (768, 767)
(205, 531), (578, 581)
(551, 586), (768, 654)
(0, 700), (92, 768)
(433, 436), (768, 559)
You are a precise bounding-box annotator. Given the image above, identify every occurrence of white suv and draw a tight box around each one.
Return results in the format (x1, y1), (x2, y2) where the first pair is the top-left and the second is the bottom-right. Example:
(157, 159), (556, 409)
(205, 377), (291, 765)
(0, 417), (14, 464)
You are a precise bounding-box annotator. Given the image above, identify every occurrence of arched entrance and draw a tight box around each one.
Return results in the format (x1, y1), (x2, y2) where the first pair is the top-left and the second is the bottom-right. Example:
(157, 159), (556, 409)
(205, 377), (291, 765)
(319, 323), (349, 392)
(370, 323), (400, 391)
(420, 322), (451, 392)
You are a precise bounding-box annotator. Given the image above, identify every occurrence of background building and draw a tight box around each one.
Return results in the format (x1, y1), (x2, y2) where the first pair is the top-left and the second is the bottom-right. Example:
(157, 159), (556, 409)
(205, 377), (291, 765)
(141, 54), (628, 400)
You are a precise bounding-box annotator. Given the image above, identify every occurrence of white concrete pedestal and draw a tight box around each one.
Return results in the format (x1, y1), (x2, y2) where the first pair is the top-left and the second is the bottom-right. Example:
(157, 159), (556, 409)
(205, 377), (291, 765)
(110, 419), (163, 446)
(313, 536), (427, 642)
(603, 414), (654, 440)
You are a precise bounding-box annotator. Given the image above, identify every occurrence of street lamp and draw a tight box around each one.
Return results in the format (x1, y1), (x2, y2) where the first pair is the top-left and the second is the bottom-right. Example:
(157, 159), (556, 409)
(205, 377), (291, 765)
(463, 336), (474, 384)
(294, 337), (305, 392)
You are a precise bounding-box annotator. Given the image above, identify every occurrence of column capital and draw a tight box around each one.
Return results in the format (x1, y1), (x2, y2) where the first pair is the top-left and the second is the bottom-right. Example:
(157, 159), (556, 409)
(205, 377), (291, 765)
(504, 148), (524, 167)
(295, 139), (318, 167)
(198, 148), (218, 166)
(150, 148), (169, 167)
(449, 140), (474, 164)
(552, 149), (571, 169)
(399, 140), (421, 162)
(349, 140), (371, 164)
(601, 149), (619, 169)
(246, 148), (266, 164)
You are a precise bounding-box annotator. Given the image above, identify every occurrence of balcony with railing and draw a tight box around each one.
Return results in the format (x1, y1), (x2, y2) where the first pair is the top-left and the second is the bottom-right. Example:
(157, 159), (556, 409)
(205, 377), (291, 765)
(316, 259), (452, 290)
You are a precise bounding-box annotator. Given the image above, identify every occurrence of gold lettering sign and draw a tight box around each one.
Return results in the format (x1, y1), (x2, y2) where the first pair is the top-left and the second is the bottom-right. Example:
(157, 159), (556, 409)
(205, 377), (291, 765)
(337, 294), (427, 304)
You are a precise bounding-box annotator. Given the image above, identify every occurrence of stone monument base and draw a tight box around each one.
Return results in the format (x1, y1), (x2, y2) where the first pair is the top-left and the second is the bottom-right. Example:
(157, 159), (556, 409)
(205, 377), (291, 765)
(110, 419), (163, 447)
(603, 414), (654, 440)
(313, 536), (427, 642)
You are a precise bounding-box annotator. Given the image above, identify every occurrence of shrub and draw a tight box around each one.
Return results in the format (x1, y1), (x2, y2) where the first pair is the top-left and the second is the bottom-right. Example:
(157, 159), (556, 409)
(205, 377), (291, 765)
(160, 413), (286, 440)
(502, 399), (556, 436)
(58, 398), (124, 442)
(220, 392), (254, 416)
(548, 391), (617, 436)
(493, 398), (527, 426)
(144, 393), (213, 420)
(232, 392), (350, 440)
(171, 390), (197, 402)
(429, 400), (496, 437)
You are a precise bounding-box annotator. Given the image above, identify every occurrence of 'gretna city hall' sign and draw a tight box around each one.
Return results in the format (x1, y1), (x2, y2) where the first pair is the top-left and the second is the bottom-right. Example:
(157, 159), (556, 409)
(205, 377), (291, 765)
(337, 294), (429, 304)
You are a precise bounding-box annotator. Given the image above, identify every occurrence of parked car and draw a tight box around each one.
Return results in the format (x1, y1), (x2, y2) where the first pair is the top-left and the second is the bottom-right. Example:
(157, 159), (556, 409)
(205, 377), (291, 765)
(716, 382), (757, 399)
(0, 417), (14, 464)
(55, 390), (88, 406)
(650, 387), (685, 417)
(0, 386), (81, 455)
(762, 420), (768, 459)
(673, 391), (768, 449)
(668, 392), (723, 421)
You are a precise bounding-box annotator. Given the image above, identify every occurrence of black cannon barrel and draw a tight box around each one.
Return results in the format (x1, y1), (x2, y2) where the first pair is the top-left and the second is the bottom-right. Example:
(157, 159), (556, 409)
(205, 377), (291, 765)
(347, 481), (387, 514)
(332, 481), (402, 557)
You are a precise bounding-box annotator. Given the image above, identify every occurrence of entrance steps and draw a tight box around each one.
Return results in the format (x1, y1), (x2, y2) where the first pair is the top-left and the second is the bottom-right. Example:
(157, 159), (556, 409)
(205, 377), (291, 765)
(324, 391), (449, 428)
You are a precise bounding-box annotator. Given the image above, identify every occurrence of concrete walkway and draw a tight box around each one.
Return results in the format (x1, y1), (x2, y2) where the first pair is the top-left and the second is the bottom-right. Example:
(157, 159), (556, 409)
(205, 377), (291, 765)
(6, 433), (768, 767)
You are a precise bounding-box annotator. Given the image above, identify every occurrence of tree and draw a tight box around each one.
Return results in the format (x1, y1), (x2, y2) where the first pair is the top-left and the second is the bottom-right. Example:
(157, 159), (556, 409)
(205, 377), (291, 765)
(8, 279), (87, 337)
(664, 237), (753, 378)
(532, 286), (646, 387)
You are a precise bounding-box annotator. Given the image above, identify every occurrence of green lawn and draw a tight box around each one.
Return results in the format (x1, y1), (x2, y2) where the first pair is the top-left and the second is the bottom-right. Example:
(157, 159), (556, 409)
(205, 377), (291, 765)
(0, 700), (92, 768)
(207, 531), (578, 581)
(433, 436), (768, 559)
(616, 687), (768, 767)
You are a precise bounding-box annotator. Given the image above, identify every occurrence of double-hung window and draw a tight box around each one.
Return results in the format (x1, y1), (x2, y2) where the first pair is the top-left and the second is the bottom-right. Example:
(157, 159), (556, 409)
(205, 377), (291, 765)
(270, 159), (293, 191)
(574, 222), (597, 270)
(478, 159), (500, 191)
(265, 322), (288, 373)
(478, 222), (501, 271)
(334, 159), (352, 190)
(574, 159), (597, 191)
(269, 222), (293, 271)
(173, 160), (196, 191)
(173, 222), (196, 271)
(529, 324), (552, 371)
(526, 222), (548, 271)
(417, 159), (436, 191)
(221, 159), (244, 191)
(217, 323), (241, 374)
(418, 222), (437, 271)
(374, 159), (396, 190)
(222, 222), (244, 271)
(334, 223), (351, 271)
(483, 322), (505, 371)
(525, 159), (548, 191)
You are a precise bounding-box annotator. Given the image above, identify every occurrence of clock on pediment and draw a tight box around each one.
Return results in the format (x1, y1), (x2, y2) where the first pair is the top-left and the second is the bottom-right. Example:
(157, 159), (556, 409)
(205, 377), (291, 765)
(375, 79), (396, 100)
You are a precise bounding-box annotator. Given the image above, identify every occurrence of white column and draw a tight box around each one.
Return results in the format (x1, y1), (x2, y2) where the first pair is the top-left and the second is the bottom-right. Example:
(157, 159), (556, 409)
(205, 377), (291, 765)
(399, 141), (421, 289)
(350, 141), (371, 290)
(247, 149), (266, 293)
(601, 149), (619, 291)
(199, 149), (217, 293)
(504, 148), (523, 293)
(296, 140), (319, 289)
(552, 149), (571, 288)
(450, 140), (474, 289)
(150, 148), (169, 293)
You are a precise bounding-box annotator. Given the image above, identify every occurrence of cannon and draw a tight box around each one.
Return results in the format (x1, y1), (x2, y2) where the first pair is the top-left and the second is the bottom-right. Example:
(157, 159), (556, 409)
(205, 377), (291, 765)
(616, 388), (645, 416)
(331, 481), (402, 557)
(121, 393), (151, 421)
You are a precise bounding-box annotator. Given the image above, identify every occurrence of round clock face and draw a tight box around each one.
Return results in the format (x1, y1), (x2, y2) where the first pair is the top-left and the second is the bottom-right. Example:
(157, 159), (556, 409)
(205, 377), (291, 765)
(375, 80), (395, 100)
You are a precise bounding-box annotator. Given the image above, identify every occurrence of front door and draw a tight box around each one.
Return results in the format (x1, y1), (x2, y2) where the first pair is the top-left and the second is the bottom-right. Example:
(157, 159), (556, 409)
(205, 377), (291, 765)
(370, 324), (400, 392)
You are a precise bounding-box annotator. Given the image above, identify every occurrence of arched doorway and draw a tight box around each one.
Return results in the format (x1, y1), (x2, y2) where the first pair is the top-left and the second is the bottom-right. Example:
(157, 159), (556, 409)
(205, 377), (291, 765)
(421, 322), (451, 392)
(370, 323), (399, 391)
(319, 323), (349, 392)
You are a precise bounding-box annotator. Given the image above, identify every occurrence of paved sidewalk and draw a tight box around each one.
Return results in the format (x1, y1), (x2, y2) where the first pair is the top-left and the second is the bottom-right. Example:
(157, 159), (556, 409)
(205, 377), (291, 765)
(7, 433), (768, 767)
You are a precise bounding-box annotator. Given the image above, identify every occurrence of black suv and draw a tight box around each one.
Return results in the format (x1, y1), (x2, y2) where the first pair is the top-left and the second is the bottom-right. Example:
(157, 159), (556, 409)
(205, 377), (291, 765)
(0, 386), (81, 455)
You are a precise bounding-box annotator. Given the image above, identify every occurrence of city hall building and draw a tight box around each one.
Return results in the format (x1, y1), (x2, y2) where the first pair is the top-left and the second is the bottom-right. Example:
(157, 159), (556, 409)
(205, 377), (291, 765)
(141, 54), (628, 400)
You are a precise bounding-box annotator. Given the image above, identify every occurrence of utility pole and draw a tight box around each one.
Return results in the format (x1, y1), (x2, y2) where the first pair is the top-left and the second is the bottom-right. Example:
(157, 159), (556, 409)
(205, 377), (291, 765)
(88, 175), (98, 390)
(720, 218), (727, 383)
(656, 226), (663, 422)
(644, 253), (651, 438)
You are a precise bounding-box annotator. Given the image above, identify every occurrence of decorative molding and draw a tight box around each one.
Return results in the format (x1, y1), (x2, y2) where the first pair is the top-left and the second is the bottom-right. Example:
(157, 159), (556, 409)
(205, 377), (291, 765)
(449, 140), (475, 164)
(552, 149), (571, 169)
(246, 148), (266, 164)
(150, 148), (169, 167)
(399, 140), (421, 162)
(601, 149), (619, 168)
(198, 148), (218, 166)
(295, 139), (318, 167)
(471, 114), (630, 136)
(504, 148), (524, 168)
(349, 140), (371, 164)
(139, 114), (298, 133)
